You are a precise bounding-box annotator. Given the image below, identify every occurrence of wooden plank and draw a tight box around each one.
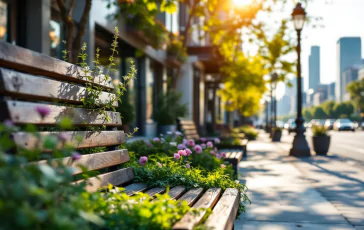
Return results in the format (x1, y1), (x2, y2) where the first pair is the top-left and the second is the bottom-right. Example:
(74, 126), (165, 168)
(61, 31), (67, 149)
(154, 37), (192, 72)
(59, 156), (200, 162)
(145, 187), (166, 197)
(12, 130), (125, 150)
(234, 152), (243, 161)
(185, 134), (200, 140)
(173, 188), (221, 230)
(204, 188), (240, 230)
(183, 129), (198, 135)
(0, 41), (113, 89)
(0, 68), (117, 106)
(168, 186), (186, 200)
(37, 149), (130, 175)
(179, 120), (195, 125)
(1, 100), (121, 126)
(75, 167), (135, 192)
(123, 183), (148, 196)
(181, 125), (196, 130)
(178, 188), (204, 206)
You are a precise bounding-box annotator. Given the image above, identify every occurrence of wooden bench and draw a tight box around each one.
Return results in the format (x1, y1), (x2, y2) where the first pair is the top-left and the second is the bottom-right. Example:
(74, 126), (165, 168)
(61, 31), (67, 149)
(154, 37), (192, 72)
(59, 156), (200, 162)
(0, 41), (240, 230)
(177, 119), (248, 176)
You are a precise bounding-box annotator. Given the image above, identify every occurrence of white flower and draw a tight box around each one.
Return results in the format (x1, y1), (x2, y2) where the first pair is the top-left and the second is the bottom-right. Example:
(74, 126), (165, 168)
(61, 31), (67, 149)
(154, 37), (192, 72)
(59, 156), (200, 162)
(169, 142), (177, 146)
(83, 66), (90, 72)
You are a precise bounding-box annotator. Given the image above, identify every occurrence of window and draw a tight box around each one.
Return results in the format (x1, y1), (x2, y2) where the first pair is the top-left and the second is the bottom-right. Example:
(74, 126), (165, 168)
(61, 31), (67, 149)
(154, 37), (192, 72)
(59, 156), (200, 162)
(0, 0), (8, 41)
(50, 20), (61, 58)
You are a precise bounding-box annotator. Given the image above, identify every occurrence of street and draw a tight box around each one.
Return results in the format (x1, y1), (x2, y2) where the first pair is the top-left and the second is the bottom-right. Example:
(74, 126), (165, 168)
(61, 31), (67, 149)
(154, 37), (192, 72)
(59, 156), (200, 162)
(279, 129), (364, 164)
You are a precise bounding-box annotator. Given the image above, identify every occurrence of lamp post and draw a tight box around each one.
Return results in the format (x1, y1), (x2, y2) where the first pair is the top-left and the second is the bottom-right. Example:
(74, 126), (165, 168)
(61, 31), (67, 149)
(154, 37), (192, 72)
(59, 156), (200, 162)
(289, 3), (311, 157)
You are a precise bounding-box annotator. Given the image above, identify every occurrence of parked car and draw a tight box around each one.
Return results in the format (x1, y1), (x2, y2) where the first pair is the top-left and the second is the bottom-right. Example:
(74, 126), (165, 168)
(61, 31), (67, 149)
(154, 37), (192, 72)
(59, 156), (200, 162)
(285, 119), (296, 134)
(333, 119), (355, 132)
(324, 119), (336, 130)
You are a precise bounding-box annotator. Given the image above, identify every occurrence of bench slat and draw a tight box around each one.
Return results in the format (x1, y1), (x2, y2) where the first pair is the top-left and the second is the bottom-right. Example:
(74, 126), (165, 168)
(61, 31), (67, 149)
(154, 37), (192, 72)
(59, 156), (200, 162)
(168, 186), (186, 200)
(179, 120), (195, 125)
(145, 187), (166, 197)
(76, 167), (134, 192)
(172, 188), (221, 230)
(204, 188), (240, 230)
(1, 100), (121, 126)
(185, 134), (200, 140)
(12, 130), (125, 150)
(183, 129), (198, 135)
(0, 68), (117, 106)
(0, 41), (113, 89)
(123, 183), (148, 196)
(178, 188), (204, 206)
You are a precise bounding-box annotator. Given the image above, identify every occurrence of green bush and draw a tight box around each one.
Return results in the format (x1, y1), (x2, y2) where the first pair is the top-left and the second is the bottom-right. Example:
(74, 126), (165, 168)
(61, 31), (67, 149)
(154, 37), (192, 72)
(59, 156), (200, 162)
(235, 125), (258, 140)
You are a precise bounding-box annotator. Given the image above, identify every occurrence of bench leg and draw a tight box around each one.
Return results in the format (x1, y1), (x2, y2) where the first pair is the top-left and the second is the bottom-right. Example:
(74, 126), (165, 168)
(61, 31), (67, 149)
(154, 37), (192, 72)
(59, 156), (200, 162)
(243, 146), (247, 158)
(233, 162), (238, 177)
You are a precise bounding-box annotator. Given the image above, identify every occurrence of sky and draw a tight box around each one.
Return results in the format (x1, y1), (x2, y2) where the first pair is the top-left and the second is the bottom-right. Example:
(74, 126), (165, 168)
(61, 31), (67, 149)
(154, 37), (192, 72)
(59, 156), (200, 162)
(249, 0), (364, 98)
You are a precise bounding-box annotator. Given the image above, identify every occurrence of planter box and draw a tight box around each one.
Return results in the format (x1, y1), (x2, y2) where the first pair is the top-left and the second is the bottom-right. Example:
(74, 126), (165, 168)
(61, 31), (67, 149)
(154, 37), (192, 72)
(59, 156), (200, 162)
(312, 135), (331, 155)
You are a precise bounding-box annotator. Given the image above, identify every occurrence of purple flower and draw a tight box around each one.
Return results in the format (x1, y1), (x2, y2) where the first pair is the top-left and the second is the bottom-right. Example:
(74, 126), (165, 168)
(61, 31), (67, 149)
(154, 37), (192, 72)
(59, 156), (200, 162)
(214, 138), (220, 144)
(186, 164), (191, 169)
(178, 144), (186, 150)
(153, 137), (160, 142)
(188, 139), (195, 147)
(71, 152), (81, 161)
(138, 156), (148, 166)
(157, 162), (162, 168)
(167, 131), (173, 135)
(220, 152), (226, 158)
(201, 144), (206, 149)
(215, 153), (221, 159)
(210, 150), (215, 155)
(200, 137), (206, 142)
(183, 139), (188, 145)
(178, 150), (187, 156)
(175, 131), (182, 136)
(185, 148), (192, 156)
(206, 141), (213, 148)
(36, 106), (51, 118)
(221, 164), (226, 168)
(214, 147), (217, 152)
(193, 145), (202, 154)
(3, 120), (14, 128)
(174, 153), (181, 160)
(58, 133), (69, 142)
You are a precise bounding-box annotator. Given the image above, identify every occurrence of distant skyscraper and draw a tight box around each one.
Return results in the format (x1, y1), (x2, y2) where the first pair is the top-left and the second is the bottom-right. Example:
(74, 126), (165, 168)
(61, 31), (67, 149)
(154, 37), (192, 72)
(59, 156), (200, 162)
(336, 37), (362, 102)
(328, 82), (335, 101)
(342, 67), (359, 101)
(309, 46), (320, 90)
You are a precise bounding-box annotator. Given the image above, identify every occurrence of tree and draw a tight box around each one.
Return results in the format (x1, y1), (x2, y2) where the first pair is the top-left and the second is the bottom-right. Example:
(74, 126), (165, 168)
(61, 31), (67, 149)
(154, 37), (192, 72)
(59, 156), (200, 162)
(56, 0), (92, 63)
(303, 108), (312, 120)
(321, 100), (335, 118)
(311, 106), (326, 119)
(333, 102), (354, 118)
(347, 79), (364, 114)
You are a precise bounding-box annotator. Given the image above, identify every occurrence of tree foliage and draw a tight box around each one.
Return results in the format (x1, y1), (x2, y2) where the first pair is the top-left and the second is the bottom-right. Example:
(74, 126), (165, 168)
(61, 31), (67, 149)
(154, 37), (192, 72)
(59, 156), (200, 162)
(347, 79), (364, 113)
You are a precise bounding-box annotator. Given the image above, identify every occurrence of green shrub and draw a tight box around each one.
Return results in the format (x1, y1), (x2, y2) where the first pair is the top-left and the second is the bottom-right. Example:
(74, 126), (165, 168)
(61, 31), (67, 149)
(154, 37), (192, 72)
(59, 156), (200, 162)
(312, 125), (329, 136)
(234, 125), (258, 140)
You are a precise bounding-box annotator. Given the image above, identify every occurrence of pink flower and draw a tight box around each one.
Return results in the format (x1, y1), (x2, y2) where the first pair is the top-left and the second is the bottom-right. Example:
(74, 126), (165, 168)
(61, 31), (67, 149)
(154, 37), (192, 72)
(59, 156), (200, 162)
(58, 133), (69, 142)
(157, 162), (162, 168)
(210, 150), (215, 155)
(178, 144), (186, 150)
(201, 144), (206, 149)
(194, 145), (202, 154)
(178, 150), (187, 156)
(200, 137), (207, 142)
(186, 164), (191, 169)
(71, 152), (81, 161)
(185, 148), (192, 156)
(188, 139), (195, 147)
(221, 164), (226, 168)
(206, 141), (213, 148)
(214, 138), (220, 144)
(174, 153), (181, 160)
(153, 137), (160, 142)
(36, 106), (51, 118)
(220, 152), (226, 158)
(138, 156), (148, 166)
(215, 153), (221, 159)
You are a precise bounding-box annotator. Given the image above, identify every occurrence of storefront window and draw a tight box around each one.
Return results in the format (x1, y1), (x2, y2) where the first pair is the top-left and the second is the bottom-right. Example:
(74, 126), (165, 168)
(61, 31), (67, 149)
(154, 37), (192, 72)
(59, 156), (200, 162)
(50, 20), (61, 58)
(0, 0), (8, 41)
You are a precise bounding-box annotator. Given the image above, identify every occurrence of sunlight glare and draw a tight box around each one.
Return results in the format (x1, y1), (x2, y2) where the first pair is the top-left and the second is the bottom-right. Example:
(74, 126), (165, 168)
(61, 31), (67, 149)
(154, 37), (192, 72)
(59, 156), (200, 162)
(232, 0), (252, 7)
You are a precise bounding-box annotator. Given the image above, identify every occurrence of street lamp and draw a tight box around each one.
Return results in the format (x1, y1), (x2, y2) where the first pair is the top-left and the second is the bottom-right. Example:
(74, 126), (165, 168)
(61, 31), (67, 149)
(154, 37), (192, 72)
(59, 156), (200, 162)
(289, 3), (311, 157)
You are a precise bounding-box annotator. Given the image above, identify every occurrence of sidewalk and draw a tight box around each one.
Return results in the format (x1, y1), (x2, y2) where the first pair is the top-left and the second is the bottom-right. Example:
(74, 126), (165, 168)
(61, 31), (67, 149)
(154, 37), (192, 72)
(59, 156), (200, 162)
(234, 133), (363, 230)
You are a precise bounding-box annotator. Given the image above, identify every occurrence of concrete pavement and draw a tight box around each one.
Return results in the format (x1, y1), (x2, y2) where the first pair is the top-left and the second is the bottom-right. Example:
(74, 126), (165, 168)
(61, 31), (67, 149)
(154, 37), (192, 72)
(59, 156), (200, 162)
(234, 133), (363, 230)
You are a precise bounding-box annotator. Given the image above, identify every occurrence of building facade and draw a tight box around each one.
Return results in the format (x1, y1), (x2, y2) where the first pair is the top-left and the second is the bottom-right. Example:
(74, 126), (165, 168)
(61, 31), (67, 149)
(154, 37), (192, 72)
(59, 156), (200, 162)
(308, 46), (320, 91)
(336, 37), (362, 102)
(342, 67), (359, 101)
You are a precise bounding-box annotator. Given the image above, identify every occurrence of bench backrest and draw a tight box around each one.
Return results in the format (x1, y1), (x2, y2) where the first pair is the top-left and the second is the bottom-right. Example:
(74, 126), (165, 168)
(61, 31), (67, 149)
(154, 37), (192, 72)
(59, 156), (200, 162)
(0, 41), (133, 192)
(177, 119), (200, 140)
